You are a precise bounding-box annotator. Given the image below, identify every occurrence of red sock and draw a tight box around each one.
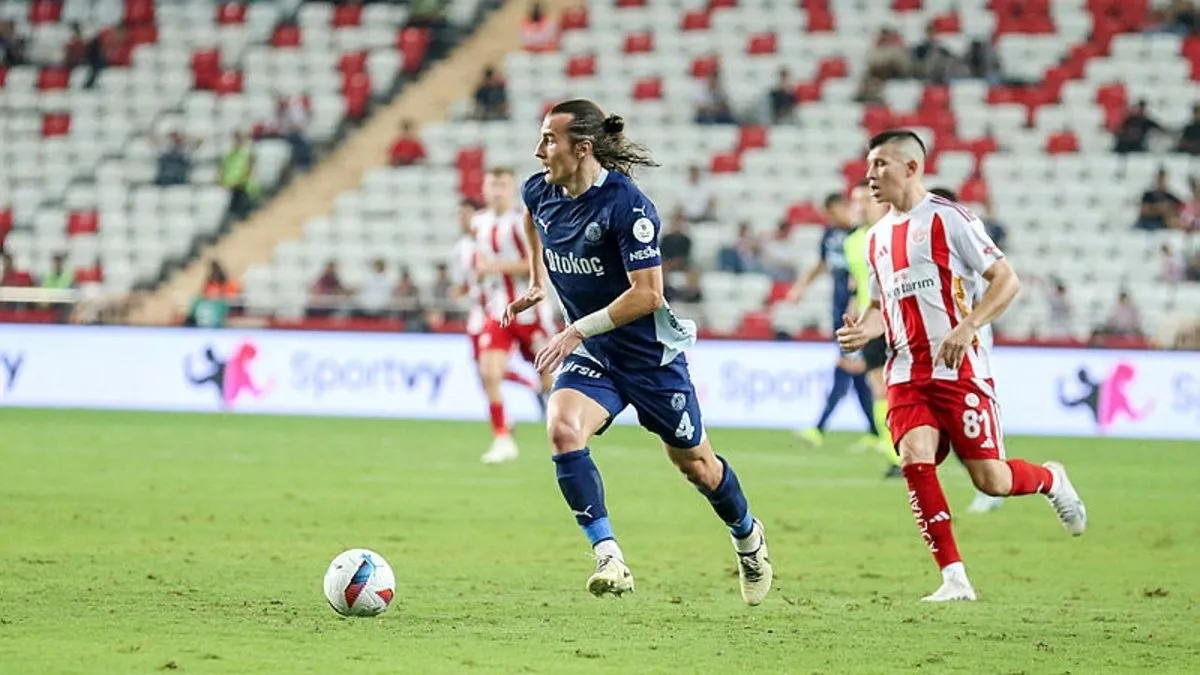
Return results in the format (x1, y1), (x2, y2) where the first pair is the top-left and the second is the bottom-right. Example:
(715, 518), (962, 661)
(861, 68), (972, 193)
(488, 402), (508, 436)
(1006, 459), (1054, 495)
(504, 370), (538, 391)
(902, 463), (961, 569)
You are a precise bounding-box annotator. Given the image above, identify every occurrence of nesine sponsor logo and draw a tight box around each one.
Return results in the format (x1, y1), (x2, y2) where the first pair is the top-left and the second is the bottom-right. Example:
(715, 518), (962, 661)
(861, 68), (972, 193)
(544, 249), (606, 277)
(628, 246), (660, 262)
(887, 277), (936, 299)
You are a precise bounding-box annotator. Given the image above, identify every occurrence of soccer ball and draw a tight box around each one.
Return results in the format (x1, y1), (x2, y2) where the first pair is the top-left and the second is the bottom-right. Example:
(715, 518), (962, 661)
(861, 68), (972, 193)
(323, 548), (396, 617)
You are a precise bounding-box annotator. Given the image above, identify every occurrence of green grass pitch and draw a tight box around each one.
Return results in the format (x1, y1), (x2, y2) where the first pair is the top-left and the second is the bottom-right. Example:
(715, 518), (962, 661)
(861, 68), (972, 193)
(0, 409), (1197, 674)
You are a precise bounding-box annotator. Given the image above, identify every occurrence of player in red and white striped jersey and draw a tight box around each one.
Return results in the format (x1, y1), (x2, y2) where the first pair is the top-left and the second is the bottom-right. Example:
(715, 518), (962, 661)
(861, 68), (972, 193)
(470, 167), (556, 464)
(837, 130), (1087, 602)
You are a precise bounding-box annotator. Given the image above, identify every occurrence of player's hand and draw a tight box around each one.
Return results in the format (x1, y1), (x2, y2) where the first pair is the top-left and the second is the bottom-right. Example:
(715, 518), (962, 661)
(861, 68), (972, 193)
(835, 313), (868, 353)
(475, 255), (500, 276)
(534, 325), (582, 374)
(501, 285), (545, 327)
(935, 322), (976, 369)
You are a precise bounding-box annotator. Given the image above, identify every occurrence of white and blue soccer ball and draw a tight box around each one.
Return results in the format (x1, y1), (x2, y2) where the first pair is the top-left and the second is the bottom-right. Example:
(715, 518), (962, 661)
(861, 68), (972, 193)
(323, 548), (396, 617)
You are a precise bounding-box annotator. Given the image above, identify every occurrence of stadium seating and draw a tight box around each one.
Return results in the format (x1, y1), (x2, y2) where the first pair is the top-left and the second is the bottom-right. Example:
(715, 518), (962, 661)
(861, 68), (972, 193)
(0, 0), (461, 296)
(240, 0), (1199, 343)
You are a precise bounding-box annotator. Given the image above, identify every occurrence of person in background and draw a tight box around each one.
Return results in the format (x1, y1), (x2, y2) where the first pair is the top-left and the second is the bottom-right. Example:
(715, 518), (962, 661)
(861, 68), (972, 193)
(1177, 103), (1200, 155)
(473, 66), (509, 121)
(0, 252), (34, 288)
(1092, 290), (1144, 343)
(63, 22), (87, 70)
(767, 67), (797, 124)
(41, 253), (76, 291)
(1134, 168), (1182, 231)
(186, 261), (240, 328)
(387, 119), (427, 166)
(1113, 100), (1169, 154)
(308, 260), (349, 318)
(152, 129), (201, 187)
(220, 131), (259, 220)
(675, 165), (717, 223)
(356, 258), (394, 318)
(393, 266), (424, 325)
(717, 221), (764, 274)
(521, 2), (558, 52)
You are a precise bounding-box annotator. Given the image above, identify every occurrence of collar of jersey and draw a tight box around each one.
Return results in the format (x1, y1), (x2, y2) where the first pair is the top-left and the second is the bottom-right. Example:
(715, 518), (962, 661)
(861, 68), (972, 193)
(559, 168), (609, 198)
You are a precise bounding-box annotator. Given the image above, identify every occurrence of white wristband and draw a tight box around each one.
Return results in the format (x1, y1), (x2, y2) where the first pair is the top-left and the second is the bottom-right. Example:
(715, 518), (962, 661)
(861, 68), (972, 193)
(573, 309), (616, 337)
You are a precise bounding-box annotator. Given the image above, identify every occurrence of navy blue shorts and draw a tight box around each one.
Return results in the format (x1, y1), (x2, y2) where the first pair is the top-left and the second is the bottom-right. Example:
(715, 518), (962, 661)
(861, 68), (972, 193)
(553, 353), (704, 449)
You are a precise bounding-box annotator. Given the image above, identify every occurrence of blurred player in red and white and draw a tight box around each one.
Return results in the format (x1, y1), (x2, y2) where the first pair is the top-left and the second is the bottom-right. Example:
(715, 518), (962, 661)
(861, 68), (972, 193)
(837, 130), (1087, 602)
(468, 167), (556, 464)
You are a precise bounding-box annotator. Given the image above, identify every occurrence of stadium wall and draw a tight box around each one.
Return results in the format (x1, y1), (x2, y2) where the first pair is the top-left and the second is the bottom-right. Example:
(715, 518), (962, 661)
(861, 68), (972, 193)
(0, 326), (1196, 440)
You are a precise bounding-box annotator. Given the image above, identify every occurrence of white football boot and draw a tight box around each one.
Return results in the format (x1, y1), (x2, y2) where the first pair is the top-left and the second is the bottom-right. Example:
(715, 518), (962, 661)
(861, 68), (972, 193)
(587, 555), (635, 597)
(734, 520), (773, 606)
(1043, 461), (1087, 536)
(922, 562), (977, 602)
(480, 434), (519, 464)
(967, 491), (1005, 513)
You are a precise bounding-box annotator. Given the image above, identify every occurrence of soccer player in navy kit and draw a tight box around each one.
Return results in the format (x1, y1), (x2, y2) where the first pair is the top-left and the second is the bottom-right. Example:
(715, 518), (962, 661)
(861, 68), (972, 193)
(502, 99), (773, 605)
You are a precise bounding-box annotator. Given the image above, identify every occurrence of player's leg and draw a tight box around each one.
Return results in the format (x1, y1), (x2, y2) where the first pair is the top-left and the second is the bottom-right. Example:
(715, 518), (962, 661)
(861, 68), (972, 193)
(477, 321), (519, 463)
(514, 323), (552, 417)
(891, 385), (975, 602)
(945, 386), (1086, 535)
(625, 360), (772, 605)
(797, 364), (853, 447)
(862, 338), (898, 476)
(547, 356), (634, 596)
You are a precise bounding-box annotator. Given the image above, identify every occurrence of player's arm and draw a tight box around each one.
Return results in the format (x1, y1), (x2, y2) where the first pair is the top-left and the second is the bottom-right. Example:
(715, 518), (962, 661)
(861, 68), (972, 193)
(502, 212), (548, 325)
(935, 214), (1019, 367)
(569, 266), (664, 338)
(963, 259), (1019, 331)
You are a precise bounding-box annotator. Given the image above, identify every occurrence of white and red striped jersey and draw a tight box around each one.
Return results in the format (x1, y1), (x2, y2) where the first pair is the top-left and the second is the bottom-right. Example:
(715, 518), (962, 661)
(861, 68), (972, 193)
(450, 233), (486, 336)
(471, 206), (554, 328)
(866, 192), (1005, 385)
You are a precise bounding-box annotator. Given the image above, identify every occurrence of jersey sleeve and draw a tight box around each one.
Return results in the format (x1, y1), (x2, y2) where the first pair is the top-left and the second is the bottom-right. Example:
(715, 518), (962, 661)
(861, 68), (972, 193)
(866, 232), (881, 303)
(615, 191), (663, 272)
(947, 213), (1004, 276)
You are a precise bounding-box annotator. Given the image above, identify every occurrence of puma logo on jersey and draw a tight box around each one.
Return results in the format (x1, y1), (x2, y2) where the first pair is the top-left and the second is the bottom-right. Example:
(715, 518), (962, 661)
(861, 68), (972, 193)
(632, 205), (647, 216)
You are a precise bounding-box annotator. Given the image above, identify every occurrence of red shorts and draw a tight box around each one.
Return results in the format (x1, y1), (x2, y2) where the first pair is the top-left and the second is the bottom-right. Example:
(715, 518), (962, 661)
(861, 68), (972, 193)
(886, 378), (1006, 464)
(477, 318), (549, 363)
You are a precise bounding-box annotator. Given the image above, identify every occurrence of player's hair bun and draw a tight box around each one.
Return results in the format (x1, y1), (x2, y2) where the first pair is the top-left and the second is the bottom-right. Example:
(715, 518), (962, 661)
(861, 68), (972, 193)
(601, 114), (625, 134)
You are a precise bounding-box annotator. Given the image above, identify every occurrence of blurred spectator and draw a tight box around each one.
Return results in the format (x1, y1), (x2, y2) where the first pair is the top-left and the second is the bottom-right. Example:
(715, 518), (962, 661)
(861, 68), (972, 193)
(0, 20), (28, 66)
(1153, 0), (1198, 34)
(431, 262), (453, 305)
(41, 253), (76, 291)
(1043, 277), (1074, 339)
(976, 200), (1007, 249)
(268, 93), (313, 172)
(665, 267), (702, 304)
(760, 220), (800, 282)
(219, 131), (259, 220)
(694, 71), (735, 125)
(854, 74), (886, 104)
(1180, 176), (1199, 232)
(521, 2), (558, 53)
(388, 119), (428, 166)
(1093, 290), (1144, 341)
(186, 260), (239, 328)
(393, 266), (424, 323)
(865, 27), (910, 81)
(1113, 100), (1168, 154)
(1134, 168), (1182, 231)
(473, 66), (509, 121)
(1177, 103), (1200, 155)
(152, 129), (201, 187)
(84, 25), (125, 89)
(718, 221), (764, 274)
(0, 252), (33, 287)
(911, 22), (957, 83)
(767, 67), (797, 124)
(356, 258), (394, 317)
(308, 260), (349, 318)
(406, 0), (448, 29)
(675, 165), (717, 223)
(965, 38), (1001, 82)
(660, 212), (693, 272)
(1160, 243), (1186, 283)
(64, 23), (87, 69)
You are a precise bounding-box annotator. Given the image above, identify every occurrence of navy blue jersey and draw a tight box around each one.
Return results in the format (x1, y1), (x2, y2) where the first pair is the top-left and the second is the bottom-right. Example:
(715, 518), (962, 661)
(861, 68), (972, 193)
(522, 169), (696, 370)
(819, 226), (853, 327)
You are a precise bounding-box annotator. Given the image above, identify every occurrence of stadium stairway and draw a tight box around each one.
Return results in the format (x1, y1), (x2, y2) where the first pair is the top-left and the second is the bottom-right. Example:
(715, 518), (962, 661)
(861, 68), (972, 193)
(129, 0), (578, 326)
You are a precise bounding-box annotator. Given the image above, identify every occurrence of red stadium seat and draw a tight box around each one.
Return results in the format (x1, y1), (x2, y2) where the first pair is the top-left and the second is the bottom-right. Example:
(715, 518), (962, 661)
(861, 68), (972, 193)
(75, 265), (104, 284)
(67, 211), (99, 235)
(398, 28), (431, 74)
(892, 0), (921, 10)
(616, 0), (646, 7)
(272, 25), (302, 48)
(920, 85), (950, 112)
(709, 0), (738, 9)
(0, 208), (12, 239)
(806, 8), (834, 31)
(332, 4), (363, 27)
(37, 67), (70, 90)
(841, 159), (868, 187)
(107, 40), (134, 67)
(737, 126), (768, 152)
(0, 67), (7, 88)
(123, 0), (155, 25)
(338, 51), (366, 76)
(29, 0), (63, 24)
(632, 77), (663, 100)
(459, 167), (484, 201)
(41, 113), (70, 137)
(559, 6), (589, 31)
(817, 57), (847, 81)
(793, 82), (822, 102)
(216, 3), (247, 24)
(680, 10), (710, 31)
(862, 105), (894, 135)
(959, 177), (989, 204)
(690, 55), (720, 78)
(739, 311), (772, 339)
(125, 24), (157, 46)
(785, 202), (823, 226)
(623, 32), (654, 54)
(1095, 81), (1126, 110)
(710, 152), (741, 173)
(344, 78), (371, 120)
(746, 33), (777, 55)
(456, 147), (485, 174)
(213, 70), (243, 95)
(191, 49), (221, 89)
(566, 54), (596, 78)
(1045, 130), (1079, 154)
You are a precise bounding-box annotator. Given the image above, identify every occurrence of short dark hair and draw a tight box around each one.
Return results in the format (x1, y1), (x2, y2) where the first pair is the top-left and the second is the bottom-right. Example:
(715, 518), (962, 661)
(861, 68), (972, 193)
(548, 99), (660, 177)
(824, 193), (845, 209)
(929, 187), (958, 201)
(867, 129), (927, 156)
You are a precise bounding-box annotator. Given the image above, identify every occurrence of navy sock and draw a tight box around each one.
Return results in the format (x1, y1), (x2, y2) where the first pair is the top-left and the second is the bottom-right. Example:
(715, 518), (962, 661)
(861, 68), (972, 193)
(552, 448), (613, 546)
(700, 455), (755, 539)
(816, 367), (852, 431)
(851, 373), (878, 435)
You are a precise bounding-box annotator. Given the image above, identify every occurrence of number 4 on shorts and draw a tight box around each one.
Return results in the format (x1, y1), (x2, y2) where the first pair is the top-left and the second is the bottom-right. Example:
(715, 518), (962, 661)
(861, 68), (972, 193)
(675, 411), (695, 441)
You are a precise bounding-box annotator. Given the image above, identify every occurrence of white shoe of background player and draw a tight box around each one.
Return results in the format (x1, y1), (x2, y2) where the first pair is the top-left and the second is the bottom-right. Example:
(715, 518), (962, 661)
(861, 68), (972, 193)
(481, 434), (519, 464)
(922, 562), (977, 602)
(967, 491), (1005, 513)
